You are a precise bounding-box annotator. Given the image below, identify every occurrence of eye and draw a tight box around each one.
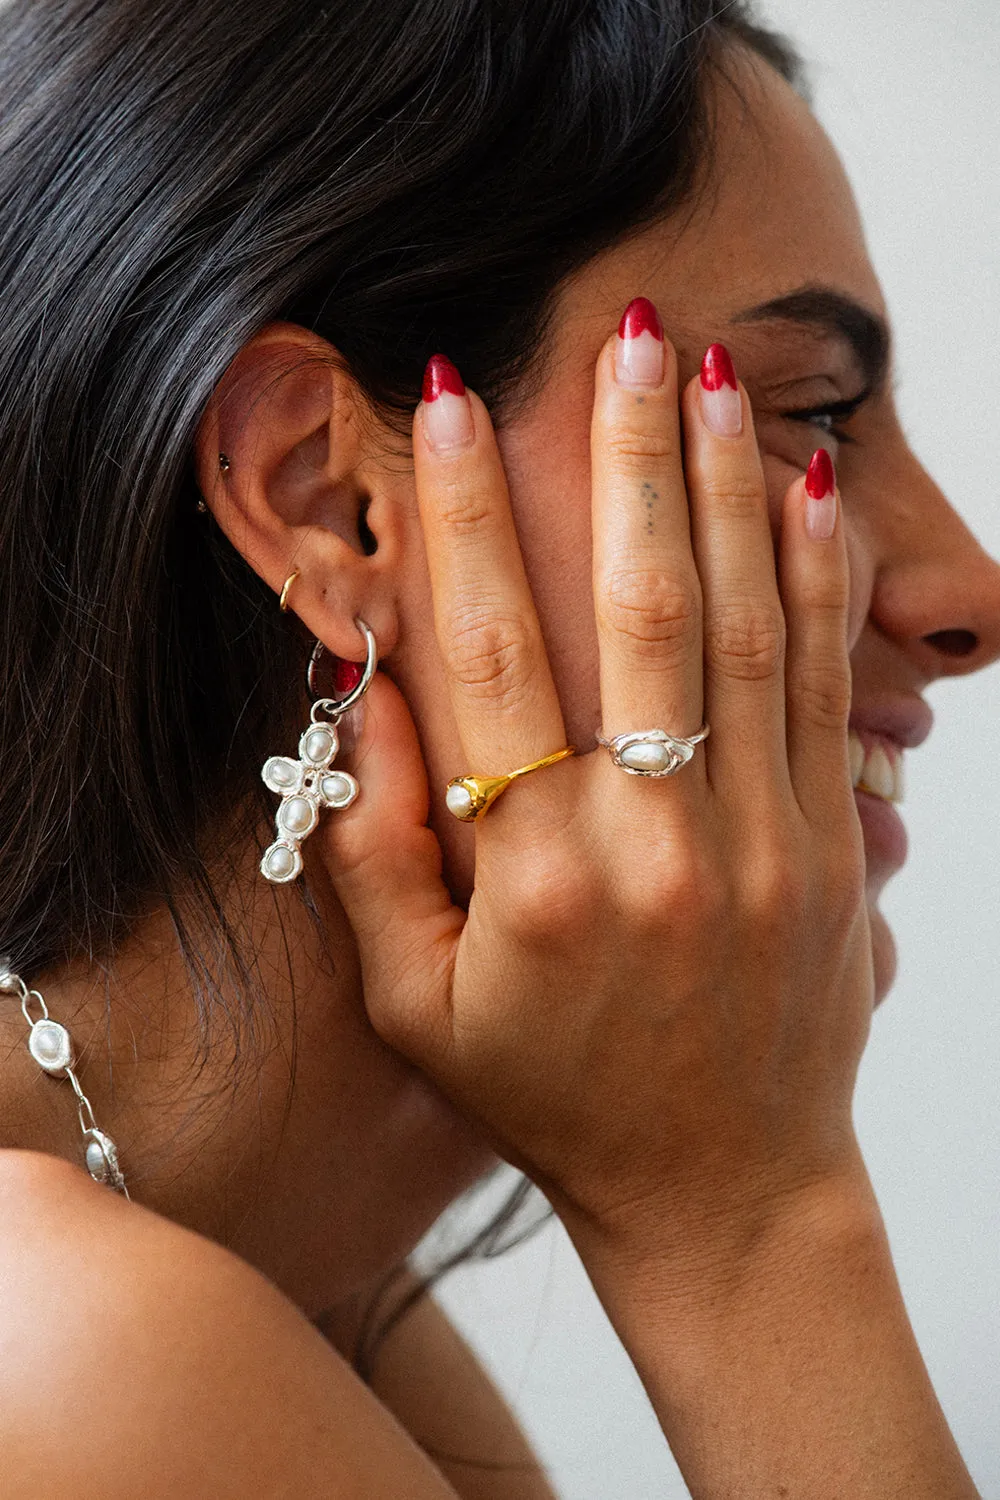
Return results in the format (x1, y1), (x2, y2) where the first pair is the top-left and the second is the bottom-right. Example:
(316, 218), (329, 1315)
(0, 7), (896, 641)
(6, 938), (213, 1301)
(781, 388), (871, 445)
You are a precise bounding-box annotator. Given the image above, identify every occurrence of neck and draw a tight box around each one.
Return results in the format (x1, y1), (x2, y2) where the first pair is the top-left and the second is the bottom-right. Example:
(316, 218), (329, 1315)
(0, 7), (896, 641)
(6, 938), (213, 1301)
(0, 831), (497, 1317)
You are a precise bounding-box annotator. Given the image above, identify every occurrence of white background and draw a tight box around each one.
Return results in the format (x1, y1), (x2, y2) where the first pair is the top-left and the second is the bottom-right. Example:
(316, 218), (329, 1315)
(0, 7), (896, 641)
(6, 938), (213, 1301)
(417, 3), (1000, 1495)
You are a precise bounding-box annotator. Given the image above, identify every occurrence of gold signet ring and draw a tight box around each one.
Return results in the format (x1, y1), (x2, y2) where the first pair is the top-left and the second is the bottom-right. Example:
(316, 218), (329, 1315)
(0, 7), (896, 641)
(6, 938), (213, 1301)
(445, 746), (576, 823)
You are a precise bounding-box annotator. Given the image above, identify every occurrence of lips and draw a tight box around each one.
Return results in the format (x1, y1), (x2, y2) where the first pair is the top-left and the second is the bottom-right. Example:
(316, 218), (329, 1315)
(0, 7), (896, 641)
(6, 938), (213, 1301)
(847, 698), (931, 880)
(849, 698), (934, 751)
(855, 787), (909, 875)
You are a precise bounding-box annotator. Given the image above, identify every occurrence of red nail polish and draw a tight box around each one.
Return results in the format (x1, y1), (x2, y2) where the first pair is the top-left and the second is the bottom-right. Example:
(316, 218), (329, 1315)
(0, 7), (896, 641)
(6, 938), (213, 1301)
(334, 658), (364, 695)
(701, 343), (738, 392)
(806, 448), (836, 499)
(618, 297), (663, 341)
(422, 354), (466, 403)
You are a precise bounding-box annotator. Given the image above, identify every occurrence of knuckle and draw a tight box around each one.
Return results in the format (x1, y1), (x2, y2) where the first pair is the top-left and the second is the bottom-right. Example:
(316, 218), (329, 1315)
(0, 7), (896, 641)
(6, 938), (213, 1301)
(599, 568), (701, 661)
(443, 606), (536, 709)
(435, 478), (496, 534)
(509, 846), (595, 940)
(707, 599), (785, 681)
(603, 427), (679, 473)
(798, 574), (851, 615)
(629, 838), (726, 934)
(789, 659), (853, 731)
(742, 846), (807, 930)
(698, 470), (768, 519)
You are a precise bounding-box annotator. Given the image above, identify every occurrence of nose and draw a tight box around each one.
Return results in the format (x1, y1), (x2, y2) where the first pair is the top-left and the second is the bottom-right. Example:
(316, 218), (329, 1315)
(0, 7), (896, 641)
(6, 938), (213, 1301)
(865, 451), (1000, 684)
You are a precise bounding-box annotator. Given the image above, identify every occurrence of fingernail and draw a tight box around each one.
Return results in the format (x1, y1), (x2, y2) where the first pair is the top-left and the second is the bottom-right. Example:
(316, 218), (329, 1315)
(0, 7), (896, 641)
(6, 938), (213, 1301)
(421, 355), (475, 453)
(615, 297), (665, 387)
(699, 344), (742, 437)
(805, 449), (837, 540)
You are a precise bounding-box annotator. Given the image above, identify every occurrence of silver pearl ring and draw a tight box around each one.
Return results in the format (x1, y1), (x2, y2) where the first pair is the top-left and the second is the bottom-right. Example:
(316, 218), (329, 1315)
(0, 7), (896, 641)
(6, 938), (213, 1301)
(596, 724), (710, 777)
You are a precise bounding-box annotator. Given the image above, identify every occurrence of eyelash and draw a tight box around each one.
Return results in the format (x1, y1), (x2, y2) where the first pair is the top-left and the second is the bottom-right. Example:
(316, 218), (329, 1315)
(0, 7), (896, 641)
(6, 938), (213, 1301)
(781, 390), (870, 445)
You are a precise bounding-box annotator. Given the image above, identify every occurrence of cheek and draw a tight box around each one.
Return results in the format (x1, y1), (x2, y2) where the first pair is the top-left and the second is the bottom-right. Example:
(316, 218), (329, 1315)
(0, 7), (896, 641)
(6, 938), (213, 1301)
(497, 423), (602, 746)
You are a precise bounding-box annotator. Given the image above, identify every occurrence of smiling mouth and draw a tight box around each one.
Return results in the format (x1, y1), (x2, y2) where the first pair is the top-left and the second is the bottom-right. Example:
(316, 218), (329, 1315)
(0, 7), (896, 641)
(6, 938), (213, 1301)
(848, 728), (903, 804)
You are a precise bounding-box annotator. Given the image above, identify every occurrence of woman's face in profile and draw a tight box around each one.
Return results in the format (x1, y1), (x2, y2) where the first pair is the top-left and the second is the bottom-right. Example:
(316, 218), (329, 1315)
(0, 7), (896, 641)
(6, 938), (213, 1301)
(390, 49), (1000, 1008)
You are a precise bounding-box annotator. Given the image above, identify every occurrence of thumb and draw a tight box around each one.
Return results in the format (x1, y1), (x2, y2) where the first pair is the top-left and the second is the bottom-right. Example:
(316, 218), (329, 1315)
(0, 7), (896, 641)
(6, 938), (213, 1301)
(314, 670), (463, 1068)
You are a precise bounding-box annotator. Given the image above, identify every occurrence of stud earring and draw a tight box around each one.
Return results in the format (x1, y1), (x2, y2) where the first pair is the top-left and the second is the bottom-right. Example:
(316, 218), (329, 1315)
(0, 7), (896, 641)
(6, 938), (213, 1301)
(196, 453), (231, 513)
(259, 621), (377, 883)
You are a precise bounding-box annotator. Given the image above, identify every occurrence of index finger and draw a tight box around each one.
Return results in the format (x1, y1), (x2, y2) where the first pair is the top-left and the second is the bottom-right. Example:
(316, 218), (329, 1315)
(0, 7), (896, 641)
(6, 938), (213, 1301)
(413, 355), (566, 775)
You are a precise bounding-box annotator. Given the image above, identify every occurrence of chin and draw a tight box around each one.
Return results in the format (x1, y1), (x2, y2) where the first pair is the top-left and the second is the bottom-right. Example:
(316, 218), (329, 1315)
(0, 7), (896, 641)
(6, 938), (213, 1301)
(868, 901), (898, 1007)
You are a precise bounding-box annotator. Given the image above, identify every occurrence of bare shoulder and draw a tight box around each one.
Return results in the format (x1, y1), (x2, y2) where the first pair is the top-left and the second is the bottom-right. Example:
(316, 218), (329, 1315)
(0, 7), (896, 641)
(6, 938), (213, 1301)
(321, 1265), (560, 1500)
(0, 1150), (460, 1500)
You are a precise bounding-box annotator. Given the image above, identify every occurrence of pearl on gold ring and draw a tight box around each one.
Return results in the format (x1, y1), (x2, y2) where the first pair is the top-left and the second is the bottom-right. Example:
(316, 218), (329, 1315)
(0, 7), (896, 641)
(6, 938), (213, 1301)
(446, 784), (475, 820)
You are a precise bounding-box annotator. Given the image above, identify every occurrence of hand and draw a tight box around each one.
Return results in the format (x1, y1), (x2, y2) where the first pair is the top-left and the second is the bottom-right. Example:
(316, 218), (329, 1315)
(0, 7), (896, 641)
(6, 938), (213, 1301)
(317, 313), (875, 1278)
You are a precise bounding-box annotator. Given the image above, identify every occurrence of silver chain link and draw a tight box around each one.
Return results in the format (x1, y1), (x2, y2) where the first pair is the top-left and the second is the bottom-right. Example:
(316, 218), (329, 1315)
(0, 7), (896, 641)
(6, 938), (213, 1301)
(0, 956), (130, 1199)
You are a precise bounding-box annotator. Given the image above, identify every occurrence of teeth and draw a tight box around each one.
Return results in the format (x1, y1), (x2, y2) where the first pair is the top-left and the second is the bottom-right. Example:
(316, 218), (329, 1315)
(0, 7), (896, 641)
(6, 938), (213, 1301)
(863, 744), (895, 800)
(848, 729), (904, 804)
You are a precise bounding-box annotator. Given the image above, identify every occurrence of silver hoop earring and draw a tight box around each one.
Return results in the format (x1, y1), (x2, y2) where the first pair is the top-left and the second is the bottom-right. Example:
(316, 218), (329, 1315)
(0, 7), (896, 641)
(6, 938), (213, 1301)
(259, 619), (377, 884)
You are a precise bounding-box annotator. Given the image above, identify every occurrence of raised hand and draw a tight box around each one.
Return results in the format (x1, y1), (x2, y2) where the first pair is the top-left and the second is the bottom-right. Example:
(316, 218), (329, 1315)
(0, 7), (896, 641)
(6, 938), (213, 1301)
(318, 300), (872, 1278)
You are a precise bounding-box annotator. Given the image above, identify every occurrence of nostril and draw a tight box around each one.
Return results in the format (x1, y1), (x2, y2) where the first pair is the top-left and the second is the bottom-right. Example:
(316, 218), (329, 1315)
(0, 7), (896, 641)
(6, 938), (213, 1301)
(924, 628), (979, 658)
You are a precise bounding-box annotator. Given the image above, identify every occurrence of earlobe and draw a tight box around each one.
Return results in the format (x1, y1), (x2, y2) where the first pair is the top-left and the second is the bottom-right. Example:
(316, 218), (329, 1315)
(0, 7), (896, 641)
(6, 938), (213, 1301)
(194, 322), (400, 663)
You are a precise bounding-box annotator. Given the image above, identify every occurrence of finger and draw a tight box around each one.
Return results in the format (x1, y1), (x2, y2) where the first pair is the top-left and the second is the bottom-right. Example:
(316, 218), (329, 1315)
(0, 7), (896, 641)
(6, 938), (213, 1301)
(777, 450), (855, 822)
(413, 356), (567, 773)
(313, 670), (461, 1070)
(682, 345), (789, 792)
(592, 300), (705, 747)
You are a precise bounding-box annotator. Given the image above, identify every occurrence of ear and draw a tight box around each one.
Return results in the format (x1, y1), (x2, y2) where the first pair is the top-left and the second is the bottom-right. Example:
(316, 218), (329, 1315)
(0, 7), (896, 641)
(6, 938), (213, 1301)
(194, 322), (402, 664)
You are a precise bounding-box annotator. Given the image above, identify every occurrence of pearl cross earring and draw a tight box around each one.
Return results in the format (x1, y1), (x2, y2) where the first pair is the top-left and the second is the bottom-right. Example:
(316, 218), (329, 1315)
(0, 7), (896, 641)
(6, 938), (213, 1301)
(260, 723), (359, 883)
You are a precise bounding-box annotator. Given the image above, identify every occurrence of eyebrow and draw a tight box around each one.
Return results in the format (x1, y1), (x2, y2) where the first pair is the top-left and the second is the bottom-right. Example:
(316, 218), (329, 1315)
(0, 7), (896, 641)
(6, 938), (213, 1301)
(731, 286), (892, 394)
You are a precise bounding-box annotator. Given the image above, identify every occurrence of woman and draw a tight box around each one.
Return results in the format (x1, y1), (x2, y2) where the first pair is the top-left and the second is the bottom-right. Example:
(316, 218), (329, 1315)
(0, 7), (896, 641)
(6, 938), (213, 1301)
(0, 0), (995, 1494)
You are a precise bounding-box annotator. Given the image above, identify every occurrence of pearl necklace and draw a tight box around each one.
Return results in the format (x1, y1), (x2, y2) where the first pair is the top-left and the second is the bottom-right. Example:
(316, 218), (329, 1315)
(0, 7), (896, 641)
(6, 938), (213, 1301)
(0, 958), (129, 1197)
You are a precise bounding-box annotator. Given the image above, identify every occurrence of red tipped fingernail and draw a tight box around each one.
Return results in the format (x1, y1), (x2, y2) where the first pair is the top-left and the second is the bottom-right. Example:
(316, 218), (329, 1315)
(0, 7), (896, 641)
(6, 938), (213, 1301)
(805, 449), (837, 540)
(699, 343), (741, 436)
(805, 447), (836, 499)
(422, 353), (466, 403)
(618, 297), (663, 341)
(334, 658), (364, 695)
(421, 354), (474, 453)
(615, 297), (664, 387)
(700, 342), (738, 392)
